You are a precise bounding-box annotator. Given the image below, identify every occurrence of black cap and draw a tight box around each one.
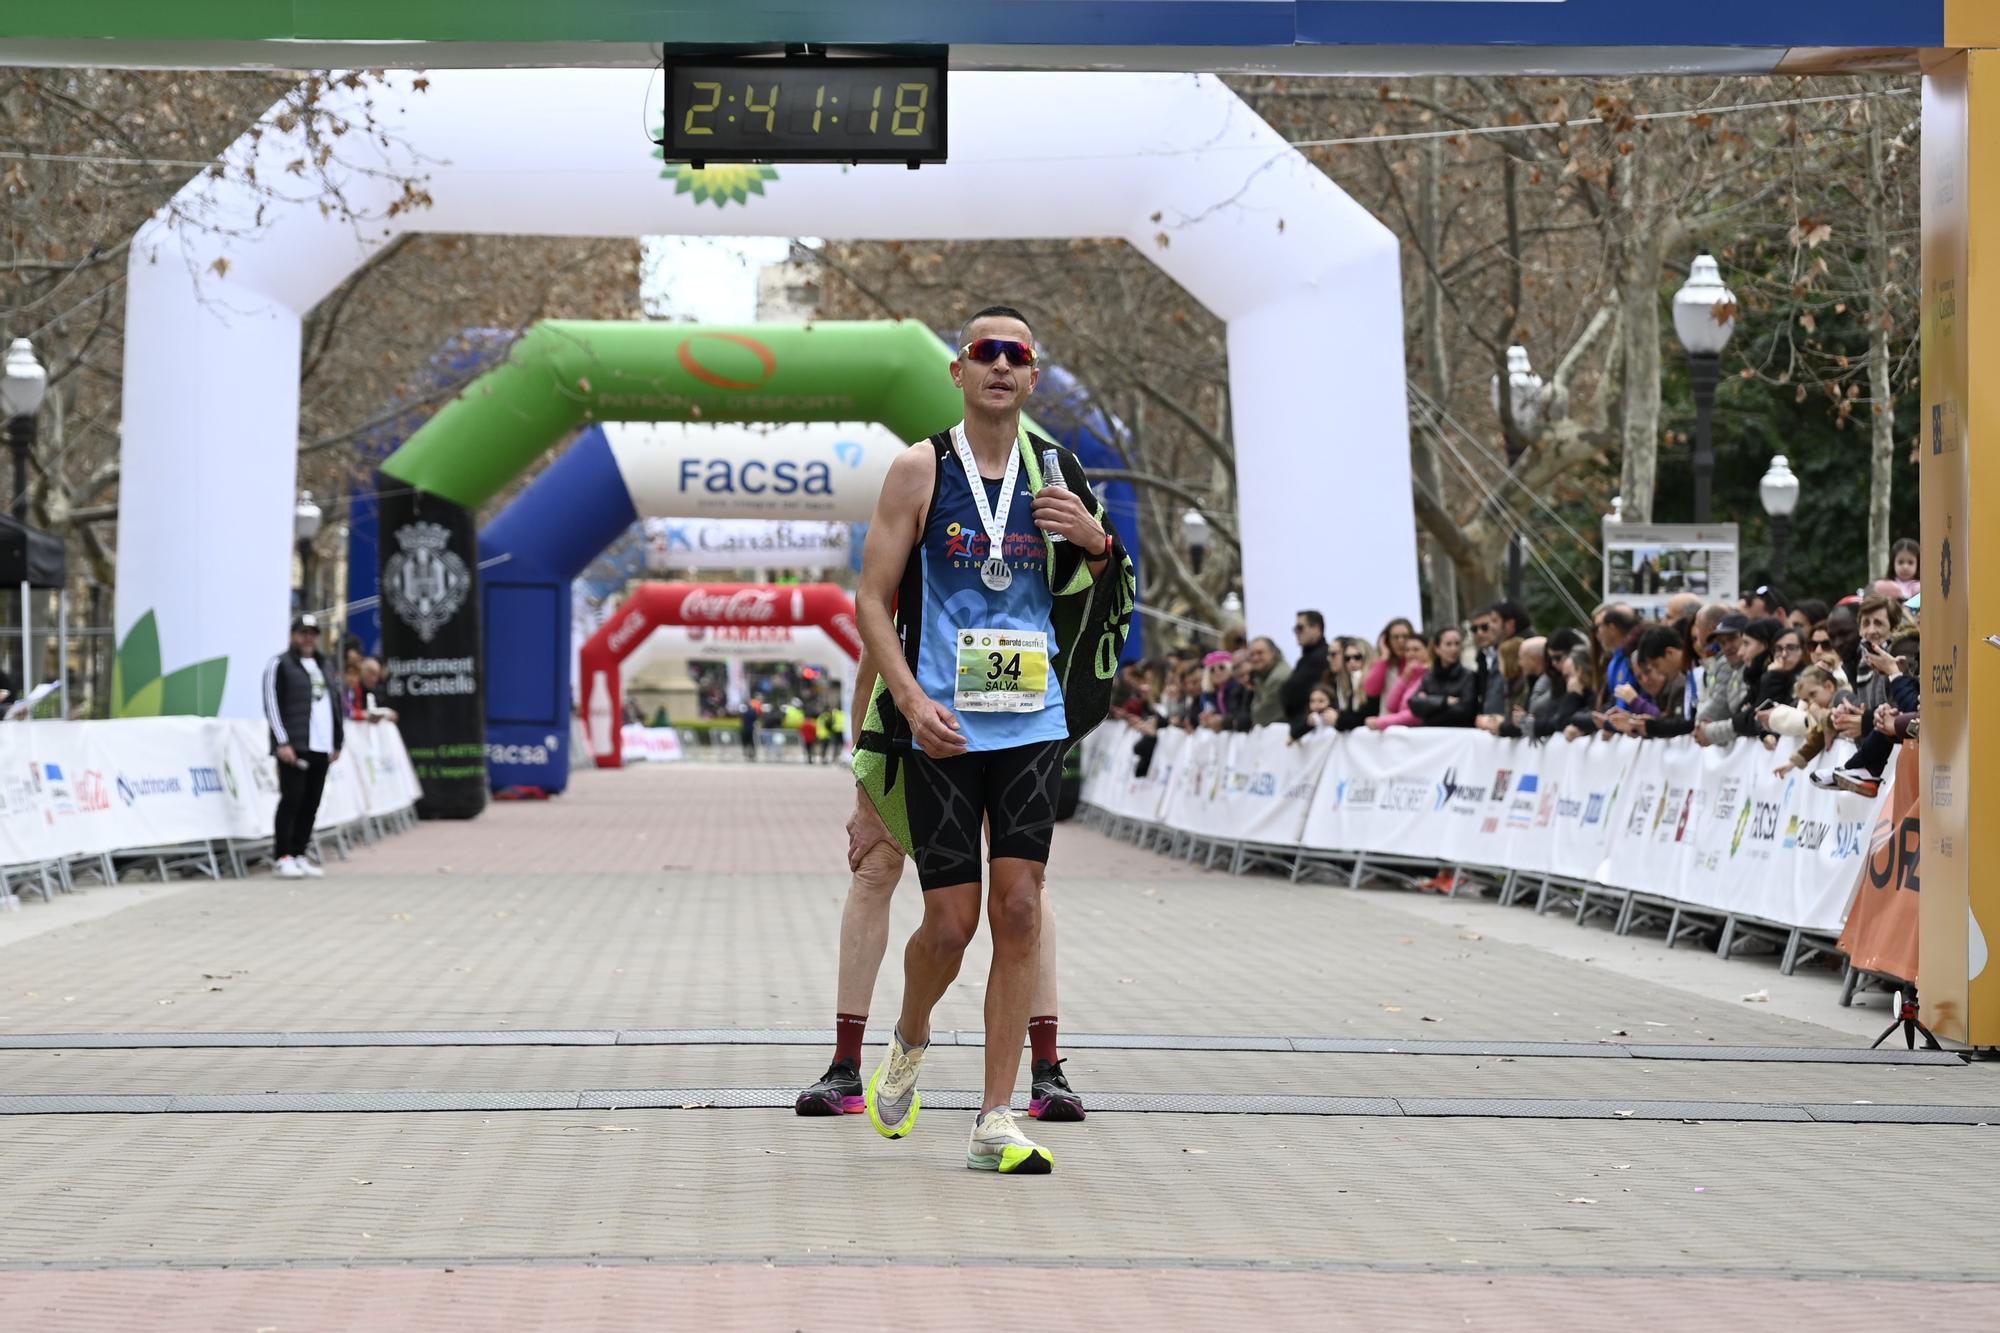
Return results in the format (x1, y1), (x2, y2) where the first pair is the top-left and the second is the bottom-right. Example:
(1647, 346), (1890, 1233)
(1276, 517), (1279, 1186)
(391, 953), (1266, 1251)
(1740, 617), (1786, 648)
(1715, 613), (1750, 635)
(291, 613), (321, 634)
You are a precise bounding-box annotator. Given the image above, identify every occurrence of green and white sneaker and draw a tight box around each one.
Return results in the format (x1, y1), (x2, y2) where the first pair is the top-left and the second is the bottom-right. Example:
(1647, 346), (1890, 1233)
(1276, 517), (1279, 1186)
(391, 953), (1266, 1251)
(865, 1028), (926, 1139)
(967, 1107), (1054, 1175)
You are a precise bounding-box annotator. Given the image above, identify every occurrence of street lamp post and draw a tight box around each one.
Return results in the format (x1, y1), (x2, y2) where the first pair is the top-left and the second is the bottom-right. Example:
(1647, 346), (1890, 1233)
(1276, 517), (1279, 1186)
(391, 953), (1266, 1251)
(1181, 508), (1211, 576)
(1671, 255), (1738, 524)
(1, 339), (47, 524)
(1490, 344), (1544, 604)
(1, 340), (48, 693)
(294, 490), (323, 613)
(1758, 455), (1801, 587)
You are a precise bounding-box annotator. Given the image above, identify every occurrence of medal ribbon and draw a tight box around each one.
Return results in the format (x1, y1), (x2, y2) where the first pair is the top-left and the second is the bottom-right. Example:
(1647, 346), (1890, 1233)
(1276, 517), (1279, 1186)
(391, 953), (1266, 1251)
(952, 421), (1025, 575)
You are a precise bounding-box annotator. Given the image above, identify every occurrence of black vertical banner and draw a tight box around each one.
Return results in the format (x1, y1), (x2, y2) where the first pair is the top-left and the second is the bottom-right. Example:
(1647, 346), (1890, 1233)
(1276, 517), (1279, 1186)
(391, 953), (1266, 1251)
(376, 481), (487, 820)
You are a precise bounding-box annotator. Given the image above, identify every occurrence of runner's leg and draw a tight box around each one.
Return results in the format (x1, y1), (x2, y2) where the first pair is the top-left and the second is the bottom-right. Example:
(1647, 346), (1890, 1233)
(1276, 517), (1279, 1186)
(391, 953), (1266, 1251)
(797, 786), (905, 1116)
(1030, 891), (1058, 1016)
(895, 748), (987, 1050)
(980, 739), (1065, 1114)
(982, 856), (1043, 1112)
(837, 844), (904, 1015)
(867, 747), (984, 1137)
(896, 883), (980, 1048)
(1026, 892), (1085, 1120)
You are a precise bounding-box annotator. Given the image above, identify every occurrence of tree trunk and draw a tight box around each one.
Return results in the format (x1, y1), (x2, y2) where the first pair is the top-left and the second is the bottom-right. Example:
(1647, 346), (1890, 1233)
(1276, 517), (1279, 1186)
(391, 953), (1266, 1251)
(1864, 101), (1896, 578)
(1610, 134), (1675, 526)
(1616, 233), (1663, 524)
(1414, 79), (1461, 627)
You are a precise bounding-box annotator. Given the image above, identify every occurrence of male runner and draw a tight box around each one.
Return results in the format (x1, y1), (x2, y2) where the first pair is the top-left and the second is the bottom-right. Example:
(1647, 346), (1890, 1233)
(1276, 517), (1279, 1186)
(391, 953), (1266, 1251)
(792, 649), (1085, 1123)
(850, 305), (1131, 1174)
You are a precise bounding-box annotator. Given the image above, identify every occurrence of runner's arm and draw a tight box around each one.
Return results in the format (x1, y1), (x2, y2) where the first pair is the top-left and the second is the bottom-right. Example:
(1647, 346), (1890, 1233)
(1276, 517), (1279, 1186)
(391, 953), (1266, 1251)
(849, 649), (879, 735)
(857, 448), (965, 757)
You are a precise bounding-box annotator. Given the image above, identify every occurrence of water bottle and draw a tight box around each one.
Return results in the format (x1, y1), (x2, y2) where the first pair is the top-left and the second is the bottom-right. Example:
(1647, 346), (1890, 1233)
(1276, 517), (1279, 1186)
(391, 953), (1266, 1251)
(1040, 448), (1067, 543)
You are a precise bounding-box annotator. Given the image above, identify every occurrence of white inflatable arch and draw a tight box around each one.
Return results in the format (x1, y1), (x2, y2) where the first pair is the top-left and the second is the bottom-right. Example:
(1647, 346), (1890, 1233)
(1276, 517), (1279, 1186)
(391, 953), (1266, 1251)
(117, 68), (1413, 719)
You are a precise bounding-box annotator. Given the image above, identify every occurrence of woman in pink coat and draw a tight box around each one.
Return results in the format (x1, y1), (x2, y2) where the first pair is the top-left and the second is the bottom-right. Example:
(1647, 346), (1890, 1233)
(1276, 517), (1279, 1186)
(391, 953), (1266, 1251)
(1367, 633), (1436, 730)
(1360, 617), (1417, 705)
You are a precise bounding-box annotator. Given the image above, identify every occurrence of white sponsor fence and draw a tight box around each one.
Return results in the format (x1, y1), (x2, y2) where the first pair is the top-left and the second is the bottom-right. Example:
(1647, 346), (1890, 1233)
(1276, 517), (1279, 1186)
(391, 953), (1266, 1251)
(1079, 724), (1881, 971)
(618, 724), (685, 764)
(0, 717), (422, 906)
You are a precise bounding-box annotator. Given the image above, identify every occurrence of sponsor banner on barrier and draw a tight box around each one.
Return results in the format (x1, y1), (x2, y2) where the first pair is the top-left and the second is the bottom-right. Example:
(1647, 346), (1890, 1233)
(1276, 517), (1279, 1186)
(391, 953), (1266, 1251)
(1162, 727), (1228, 835)
(1542, 734), (1627, 883)
(0, 719), (420, 868)
(1083, 722), (1882, 936)
(1839, 744), (1921, 983)
(1299, 729), (1474, 859)
(1204, 725), (1333, 846)
(620, 725), (685, 764)
(1596, 735), (1872, 933)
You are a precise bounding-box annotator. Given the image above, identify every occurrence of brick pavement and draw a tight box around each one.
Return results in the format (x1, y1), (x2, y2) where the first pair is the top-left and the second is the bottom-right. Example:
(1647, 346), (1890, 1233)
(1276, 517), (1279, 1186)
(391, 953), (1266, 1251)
(15, 1266), (2000, 1333)
(1, 1268), (1993, 1333)
(0, 761), (1993, 1329)
(6, 1044), (1996, 1105)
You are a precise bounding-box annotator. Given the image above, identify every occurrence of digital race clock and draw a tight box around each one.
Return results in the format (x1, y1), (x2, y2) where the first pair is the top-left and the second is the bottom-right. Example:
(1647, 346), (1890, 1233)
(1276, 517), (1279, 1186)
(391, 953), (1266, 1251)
(662, 54), (947, 167)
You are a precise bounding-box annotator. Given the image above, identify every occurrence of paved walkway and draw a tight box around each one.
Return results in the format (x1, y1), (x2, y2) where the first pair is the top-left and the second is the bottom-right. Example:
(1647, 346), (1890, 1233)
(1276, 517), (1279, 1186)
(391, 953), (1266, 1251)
(1, 761), (1994, 1330)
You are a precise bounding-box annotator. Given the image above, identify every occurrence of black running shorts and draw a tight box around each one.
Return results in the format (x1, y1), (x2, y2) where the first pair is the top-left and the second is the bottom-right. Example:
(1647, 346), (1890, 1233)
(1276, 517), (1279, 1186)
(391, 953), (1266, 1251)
(905, 739), (1068, 890)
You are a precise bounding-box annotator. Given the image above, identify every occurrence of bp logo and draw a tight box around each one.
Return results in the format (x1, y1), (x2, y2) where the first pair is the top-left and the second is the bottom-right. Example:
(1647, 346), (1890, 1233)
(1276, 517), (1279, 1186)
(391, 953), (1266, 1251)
(383, 521), (470, 644)
(651, 136), (779, 207)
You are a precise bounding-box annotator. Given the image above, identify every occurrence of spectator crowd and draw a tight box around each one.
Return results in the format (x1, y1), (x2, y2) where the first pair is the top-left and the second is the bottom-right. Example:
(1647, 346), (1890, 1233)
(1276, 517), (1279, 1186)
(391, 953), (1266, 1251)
(1113, 537), (1928, 803)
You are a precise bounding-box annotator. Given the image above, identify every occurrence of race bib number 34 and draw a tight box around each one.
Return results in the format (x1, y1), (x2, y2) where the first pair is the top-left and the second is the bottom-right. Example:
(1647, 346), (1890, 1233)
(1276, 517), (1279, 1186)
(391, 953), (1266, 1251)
(955, 628), (1050, 713)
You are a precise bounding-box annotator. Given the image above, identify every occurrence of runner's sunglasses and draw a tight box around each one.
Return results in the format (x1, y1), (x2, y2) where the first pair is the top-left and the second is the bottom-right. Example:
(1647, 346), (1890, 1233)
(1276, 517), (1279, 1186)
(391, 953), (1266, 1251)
(960, 337), (1038, 367)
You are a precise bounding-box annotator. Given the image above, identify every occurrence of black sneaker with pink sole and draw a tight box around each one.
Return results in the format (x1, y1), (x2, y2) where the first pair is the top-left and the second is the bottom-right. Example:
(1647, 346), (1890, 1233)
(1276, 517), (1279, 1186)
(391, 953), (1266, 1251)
(1029, 1057), (1086, 1122)
(795, 1058), (864, 1116)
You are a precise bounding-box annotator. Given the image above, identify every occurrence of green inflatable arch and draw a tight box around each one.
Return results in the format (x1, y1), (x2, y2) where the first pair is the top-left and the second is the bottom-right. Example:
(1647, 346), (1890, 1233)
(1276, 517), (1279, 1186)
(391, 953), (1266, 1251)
(380, 318), (983, 504)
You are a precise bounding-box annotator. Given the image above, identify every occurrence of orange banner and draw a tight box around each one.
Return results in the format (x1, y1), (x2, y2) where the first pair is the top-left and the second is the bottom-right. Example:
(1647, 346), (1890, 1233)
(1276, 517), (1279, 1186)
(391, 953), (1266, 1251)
(1839, 744), (1922, 984)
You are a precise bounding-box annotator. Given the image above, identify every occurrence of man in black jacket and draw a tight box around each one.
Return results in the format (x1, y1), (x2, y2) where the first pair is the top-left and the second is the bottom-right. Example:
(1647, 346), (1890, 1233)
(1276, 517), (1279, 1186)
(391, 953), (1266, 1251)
(263, 614), (343, 880)
(1281, 609), (1331, 729)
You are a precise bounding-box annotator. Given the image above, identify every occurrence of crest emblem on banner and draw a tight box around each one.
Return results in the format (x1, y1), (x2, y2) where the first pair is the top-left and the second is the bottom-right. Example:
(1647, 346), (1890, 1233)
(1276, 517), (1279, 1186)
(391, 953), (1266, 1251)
(384, 522), (470, 644)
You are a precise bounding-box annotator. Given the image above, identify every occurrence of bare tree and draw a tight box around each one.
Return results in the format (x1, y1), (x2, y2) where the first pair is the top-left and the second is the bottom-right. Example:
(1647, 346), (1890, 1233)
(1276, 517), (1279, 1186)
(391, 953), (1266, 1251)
(3, 68), (641, 709)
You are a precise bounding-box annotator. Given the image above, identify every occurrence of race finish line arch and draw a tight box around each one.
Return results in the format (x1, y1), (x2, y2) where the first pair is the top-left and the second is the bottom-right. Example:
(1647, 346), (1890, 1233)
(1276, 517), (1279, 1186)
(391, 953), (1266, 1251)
(579, 583), (861, 768)
(113, 68), (1413, 748)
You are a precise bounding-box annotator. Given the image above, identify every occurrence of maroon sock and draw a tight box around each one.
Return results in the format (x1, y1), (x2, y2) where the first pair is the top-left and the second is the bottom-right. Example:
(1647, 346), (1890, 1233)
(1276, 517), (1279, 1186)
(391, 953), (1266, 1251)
(1028, 1015), (1059, 1066)
(834, 1014), (867, 1067)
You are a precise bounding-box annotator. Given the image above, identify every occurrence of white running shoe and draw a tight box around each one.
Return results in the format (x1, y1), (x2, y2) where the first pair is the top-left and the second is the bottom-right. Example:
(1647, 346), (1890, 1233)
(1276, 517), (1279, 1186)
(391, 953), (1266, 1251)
(298, 858), (325, 879)
(864, 1028), (927, 1139)
(967, 1107), (1053, 1175)
(273, 857), (306, 880)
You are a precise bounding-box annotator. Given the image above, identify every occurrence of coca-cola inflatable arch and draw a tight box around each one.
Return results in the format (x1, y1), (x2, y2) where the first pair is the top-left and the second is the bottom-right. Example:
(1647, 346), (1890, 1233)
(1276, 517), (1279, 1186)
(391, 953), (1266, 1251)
(578, 583), (861, 769)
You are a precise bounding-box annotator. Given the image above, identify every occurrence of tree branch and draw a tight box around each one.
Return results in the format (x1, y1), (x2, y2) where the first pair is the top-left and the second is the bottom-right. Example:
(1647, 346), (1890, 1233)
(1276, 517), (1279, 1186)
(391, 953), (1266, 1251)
(1128, 374), (1235, 474)
(300, 234), (413, 385)
(1084, 468), (1239, 551)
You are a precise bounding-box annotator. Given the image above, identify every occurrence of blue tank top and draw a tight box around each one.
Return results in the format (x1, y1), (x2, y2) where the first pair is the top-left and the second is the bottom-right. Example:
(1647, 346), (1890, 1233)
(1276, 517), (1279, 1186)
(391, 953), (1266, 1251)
(911, 435), (1068, 751)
